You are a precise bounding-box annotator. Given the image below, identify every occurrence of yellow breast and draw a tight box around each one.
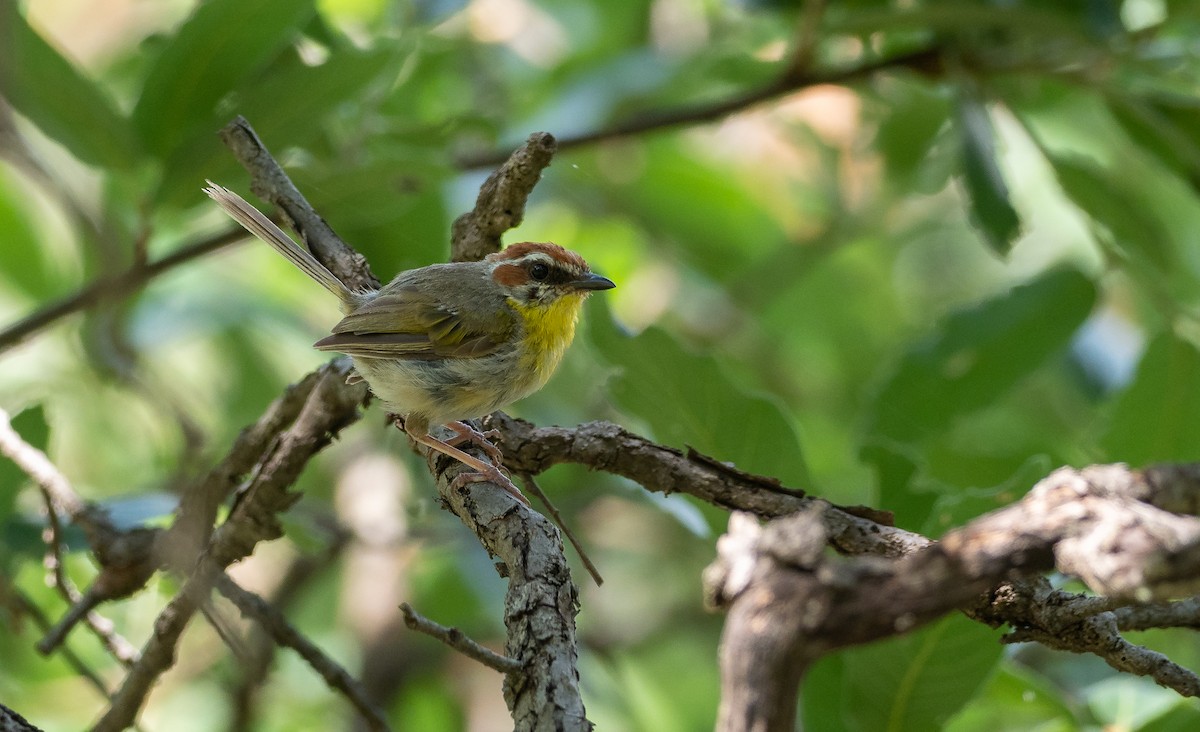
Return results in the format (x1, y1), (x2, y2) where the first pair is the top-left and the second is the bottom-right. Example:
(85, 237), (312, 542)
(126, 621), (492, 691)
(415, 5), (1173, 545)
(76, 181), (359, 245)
(510, 292), (586, 386)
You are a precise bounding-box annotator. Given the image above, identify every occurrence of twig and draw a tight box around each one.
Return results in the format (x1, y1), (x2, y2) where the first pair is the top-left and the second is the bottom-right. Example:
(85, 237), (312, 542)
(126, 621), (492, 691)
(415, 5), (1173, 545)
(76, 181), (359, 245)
(1003, 616), (1200, 695)
(0, 226), (246, 354)
(10, 586), (112, 700)
(215, 573), (390, 732)
(218, 116), (378, 292)
(785, 0), (828, 80)
(399, 602), (523, 675)
(228, 528), (349, 732)
(1114, 596), (1200, 631)
(518, 472), (603, 586)
(455, 46), (943, 169)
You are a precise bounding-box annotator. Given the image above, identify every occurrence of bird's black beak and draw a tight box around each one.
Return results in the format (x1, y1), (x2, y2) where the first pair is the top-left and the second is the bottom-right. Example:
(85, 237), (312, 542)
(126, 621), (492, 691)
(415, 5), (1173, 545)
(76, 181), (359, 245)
(570, 273), (616, 291)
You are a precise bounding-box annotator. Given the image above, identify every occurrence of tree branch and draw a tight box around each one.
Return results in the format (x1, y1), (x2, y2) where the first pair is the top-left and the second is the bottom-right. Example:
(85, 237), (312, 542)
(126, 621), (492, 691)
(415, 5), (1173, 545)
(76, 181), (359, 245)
(455, 46), (943, 169)
(0, 226), (246, 354)
(92, 360), (367, 732)
(450, 131), (557, 262)
(400, 602), (524, 675)
(214, 572), (389, 731)
(704, 463), (1200, 731)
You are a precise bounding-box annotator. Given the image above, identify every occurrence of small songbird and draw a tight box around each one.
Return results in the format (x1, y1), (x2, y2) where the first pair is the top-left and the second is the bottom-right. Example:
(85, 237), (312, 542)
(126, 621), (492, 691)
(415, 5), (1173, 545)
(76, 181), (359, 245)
(203, 183), (614, 504)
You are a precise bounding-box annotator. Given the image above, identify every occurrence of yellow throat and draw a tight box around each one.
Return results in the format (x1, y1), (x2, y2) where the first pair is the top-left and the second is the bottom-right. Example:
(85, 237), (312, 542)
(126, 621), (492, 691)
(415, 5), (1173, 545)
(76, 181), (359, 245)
(511, 292), (586, 382)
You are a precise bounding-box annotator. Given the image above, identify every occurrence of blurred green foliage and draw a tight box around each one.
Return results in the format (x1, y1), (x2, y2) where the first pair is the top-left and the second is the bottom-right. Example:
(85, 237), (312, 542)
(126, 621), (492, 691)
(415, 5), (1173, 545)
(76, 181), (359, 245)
(2, 0), (1200, 729)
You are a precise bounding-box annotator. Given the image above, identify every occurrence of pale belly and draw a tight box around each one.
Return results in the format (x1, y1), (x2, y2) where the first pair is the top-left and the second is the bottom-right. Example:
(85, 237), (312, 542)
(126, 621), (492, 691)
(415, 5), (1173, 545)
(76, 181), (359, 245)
(351, 346), (559, 427)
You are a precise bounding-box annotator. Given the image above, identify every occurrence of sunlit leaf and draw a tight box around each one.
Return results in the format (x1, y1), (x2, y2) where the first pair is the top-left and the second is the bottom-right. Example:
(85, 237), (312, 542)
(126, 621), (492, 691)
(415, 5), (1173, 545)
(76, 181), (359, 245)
(0, 406), (49, 512)
(1049, 155), (1175, 274)
(944, 665), (1080, 732)
(0, 173), (50, 297)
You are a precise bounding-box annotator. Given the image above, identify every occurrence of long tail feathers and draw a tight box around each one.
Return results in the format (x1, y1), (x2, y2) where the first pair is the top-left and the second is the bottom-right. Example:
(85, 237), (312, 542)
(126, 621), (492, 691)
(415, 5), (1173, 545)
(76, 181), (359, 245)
(203, 182), (355, 305)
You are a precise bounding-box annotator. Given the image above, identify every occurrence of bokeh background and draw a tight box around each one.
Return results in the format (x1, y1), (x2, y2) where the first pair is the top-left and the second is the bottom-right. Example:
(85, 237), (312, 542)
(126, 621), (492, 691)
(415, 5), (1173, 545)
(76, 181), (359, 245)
(3, 0), (1200, 729)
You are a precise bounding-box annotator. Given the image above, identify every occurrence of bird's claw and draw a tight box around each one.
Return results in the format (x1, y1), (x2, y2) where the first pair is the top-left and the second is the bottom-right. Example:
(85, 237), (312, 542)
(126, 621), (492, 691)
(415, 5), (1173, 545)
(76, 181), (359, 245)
(445, 421), (505, 464)
(449, 464), (529, 506)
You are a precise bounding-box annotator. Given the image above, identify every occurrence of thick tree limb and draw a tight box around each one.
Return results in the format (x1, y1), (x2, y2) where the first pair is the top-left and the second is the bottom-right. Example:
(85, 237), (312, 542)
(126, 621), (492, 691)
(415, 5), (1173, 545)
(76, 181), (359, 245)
(704, 464), (1200, 731)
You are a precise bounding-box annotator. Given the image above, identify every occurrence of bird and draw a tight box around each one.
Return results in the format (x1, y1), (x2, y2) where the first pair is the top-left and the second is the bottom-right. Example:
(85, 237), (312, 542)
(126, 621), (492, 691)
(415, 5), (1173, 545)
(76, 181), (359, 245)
(202, 182), (614, 505)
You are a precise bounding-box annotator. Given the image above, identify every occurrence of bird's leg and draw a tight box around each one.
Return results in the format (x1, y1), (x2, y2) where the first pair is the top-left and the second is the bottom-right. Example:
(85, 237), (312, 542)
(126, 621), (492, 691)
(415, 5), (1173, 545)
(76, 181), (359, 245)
(444, 420), (504, 464)
(409, 429), (529, 507)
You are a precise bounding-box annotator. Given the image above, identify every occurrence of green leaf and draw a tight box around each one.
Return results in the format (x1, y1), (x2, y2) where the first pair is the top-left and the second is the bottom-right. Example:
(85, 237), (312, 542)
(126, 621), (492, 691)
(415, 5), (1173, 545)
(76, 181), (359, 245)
(1085, 676), (1181, 731)
(132, 0), (316, 158)
(589, 302), (809, 487)
(1100, 333), (1200, 465)
(802, 654), (849, 732)
(866, 268), (1096, 444)
(0, 3), (139, 168)
(565, 138), (792, 283)
(843, 614), (1003, 732)
(860, 440), (936, 532)
(1106, 95), (1200, 190)
(1049, 155), (1175, 274)
(955, 93), (1021, 256)
(922, 455), (1051, 537)
(874, 79), (952, 191)
(944, 665), (1079, 732)
(0, 171), (51, 297)
(153, 45), (396, 206)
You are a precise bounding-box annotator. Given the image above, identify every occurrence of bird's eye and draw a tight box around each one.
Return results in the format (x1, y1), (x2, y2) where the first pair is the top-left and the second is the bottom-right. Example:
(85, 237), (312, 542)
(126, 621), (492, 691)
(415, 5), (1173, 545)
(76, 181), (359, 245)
(529, 262), (550, 281)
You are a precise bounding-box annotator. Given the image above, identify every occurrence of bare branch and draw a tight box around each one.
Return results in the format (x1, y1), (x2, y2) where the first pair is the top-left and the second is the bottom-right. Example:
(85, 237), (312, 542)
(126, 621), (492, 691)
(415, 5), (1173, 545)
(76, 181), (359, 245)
(400, 602), (523, 675)
(218, 116), (378, 292)
(0, 226), (245, 354)
(214, 573), (390, 731)
(93, 361), (367, 732)
(451, 131), (558, 262)
(456, 47), (943, 169)
(489, 415), (911, 555)
(0, 407), (148, 660)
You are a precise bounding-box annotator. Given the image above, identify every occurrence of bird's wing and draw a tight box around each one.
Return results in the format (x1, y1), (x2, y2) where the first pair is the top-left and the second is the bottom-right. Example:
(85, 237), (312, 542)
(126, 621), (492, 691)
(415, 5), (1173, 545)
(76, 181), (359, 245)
(313, 286), (512, 359)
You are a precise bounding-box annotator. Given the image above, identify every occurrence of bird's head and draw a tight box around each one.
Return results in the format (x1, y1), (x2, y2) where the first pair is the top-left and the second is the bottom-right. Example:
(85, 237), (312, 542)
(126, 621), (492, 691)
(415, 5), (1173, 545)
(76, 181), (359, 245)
(486, 242), (615, 309)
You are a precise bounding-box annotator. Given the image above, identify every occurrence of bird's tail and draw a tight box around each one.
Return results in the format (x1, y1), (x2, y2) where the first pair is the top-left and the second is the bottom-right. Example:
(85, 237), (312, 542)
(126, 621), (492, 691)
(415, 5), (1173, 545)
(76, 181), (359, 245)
(203, 182), (356, 307)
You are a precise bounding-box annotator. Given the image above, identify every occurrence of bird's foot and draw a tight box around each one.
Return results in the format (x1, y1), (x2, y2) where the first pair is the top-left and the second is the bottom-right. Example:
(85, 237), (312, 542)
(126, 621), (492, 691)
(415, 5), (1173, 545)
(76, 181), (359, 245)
(448, 464), (529, 506)
(445, 421), (504, 464)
